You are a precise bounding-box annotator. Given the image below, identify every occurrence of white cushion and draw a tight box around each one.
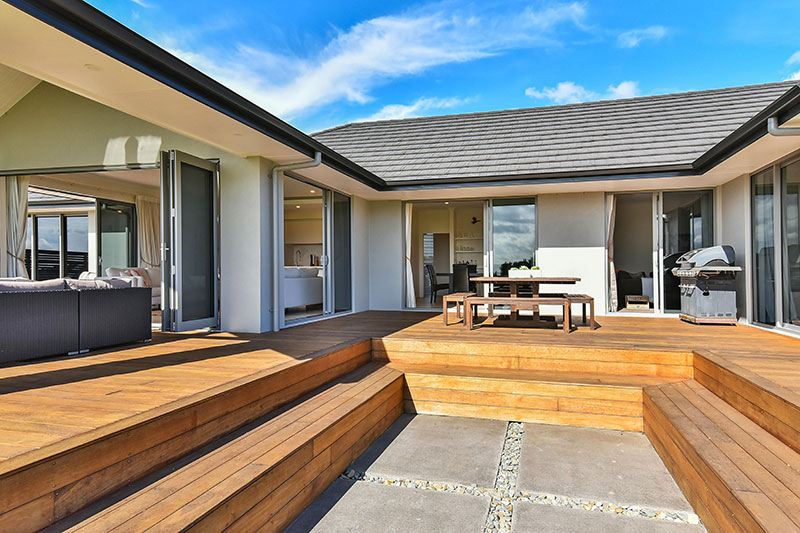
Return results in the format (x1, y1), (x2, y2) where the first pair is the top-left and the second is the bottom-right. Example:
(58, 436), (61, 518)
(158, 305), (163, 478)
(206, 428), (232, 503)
(0, 279), (68, 292)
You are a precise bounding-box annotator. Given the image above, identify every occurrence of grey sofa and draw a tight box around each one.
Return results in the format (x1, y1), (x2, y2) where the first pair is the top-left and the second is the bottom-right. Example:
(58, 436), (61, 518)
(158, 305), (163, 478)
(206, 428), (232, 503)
(0, 278), (151, 363)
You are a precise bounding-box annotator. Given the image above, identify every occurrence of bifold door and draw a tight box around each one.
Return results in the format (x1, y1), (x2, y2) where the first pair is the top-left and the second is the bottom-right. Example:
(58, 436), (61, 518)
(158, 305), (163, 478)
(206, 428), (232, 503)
(161, 150), (220, 332)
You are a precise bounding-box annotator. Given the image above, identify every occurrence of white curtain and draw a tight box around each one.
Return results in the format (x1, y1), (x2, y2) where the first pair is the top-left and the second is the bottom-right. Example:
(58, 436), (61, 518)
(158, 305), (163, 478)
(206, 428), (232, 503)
(136, 195), (160, 268)
(404, 203), (416, 308)
(6, 176), (29, 278)
(607, 194), (618, 312)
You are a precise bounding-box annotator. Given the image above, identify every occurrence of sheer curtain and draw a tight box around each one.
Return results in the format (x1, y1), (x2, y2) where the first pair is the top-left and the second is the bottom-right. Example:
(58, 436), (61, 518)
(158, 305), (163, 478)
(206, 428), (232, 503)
(135, 195), (160, 268)
(607, 194), (617, 312)
(6, 176), (29, 278)
(404, 203), (416, 308)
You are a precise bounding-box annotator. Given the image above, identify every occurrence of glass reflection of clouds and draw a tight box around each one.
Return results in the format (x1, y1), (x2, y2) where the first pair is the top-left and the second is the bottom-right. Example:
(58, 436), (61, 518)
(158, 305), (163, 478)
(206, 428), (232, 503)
(492, 201), (536, 276)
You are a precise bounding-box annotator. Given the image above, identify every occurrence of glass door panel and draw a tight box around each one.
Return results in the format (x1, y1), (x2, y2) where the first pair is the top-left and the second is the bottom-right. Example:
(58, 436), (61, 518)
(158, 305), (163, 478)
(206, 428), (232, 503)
(97, 200), (136, 275)
(35, 216), (60, 280)
(332, 191), (351, 313)
(661, 190), (714, 312)
(162, 150), (220, 332)
(491, 199), (536, 276)
(781, 161), (800, 327)
(65, 216), (89, 278)
(752, 169), (776, 325)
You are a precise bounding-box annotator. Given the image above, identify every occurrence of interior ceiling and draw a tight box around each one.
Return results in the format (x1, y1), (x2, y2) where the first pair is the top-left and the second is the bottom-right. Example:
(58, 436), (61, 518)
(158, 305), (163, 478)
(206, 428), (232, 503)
(284, 177), (323, 198)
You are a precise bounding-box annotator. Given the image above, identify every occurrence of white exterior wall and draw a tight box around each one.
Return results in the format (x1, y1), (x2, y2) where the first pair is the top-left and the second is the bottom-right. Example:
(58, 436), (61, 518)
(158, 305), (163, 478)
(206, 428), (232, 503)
(0, 83), (274, 333)
(351, 196), (371, 312)
(537, 192), (608, 315)
(718, 174), (751, 320)
(368, 200), (403, 310)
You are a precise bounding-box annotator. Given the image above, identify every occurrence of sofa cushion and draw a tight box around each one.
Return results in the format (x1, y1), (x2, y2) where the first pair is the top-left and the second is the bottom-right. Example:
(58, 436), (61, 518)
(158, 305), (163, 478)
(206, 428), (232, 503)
(65, 278), (133, 290)
(0, 278), (69, 292)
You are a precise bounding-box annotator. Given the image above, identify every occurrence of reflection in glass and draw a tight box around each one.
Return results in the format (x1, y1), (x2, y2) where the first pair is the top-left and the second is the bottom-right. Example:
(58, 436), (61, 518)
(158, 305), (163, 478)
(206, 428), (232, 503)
(180, 162), (215, 322)
(492, 199), (536, 276)
(36, 216), (60, 280)
(782, 162), (800, 326)
(752, 169), (775, 325)
(333, 192), (352, 313)
(66, 216), (89, 279)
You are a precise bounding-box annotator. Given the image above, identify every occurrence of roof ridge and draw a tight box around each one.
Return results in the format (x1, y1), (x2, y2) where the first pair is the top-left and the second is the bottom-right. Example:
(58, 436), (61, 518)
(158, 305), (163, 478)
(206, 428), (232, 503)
(313, 80), (797, 134)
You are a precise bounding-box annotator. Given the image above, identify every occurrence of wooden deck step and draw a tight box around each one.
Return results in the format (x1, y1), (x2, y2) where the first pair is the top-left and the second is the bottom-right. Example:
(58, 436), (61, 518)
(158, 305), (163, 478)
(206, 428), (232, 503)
(644, 380), (800, 533)
(45, 362), (404, 533)
(394, 363), (685, 432)
(0, 339), (372, 532)
(374, 338), (693, 378)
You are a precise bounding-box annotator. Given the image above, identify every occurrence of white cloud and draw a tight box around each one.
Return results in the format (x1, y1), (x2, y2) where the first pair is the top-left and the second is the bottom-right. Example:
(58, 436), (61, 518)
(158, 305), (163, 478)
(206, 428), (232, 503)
(525, 82), (597, 104)
(129, 0), (152, 7)
(154, 2), (590, 120)
(525, 80), (641, 104)
(617, 25), (667, 48)
(362, 96), (471, 121)
(607, 80), (640, 99)
(785, 52), (800, 80)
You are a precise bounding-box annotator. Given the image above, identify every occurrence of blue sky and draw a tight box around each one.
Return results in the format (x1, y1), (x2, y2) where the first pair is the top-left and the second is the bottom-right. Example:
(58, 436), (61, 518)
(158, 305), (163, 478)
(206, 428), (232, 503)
(87, 1), (800, 132)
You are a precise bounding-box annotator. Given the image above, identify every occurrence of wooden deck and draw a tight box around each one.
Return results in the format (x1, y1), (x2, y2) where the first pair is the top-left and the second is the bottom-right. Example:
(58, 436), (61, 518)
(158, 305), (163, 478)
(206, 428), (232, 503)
(0, 311), (796, 463)
(0, 311), (798, 532)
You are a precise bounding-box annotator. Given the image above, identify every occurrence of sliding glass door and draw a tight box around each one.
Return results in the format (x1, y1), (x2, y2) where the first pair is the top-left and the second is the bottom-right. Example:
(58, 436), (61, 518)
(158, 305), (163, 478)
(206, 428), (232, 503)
(97, 200), (136, 275)
(752, 169), (776, 325)
(280, 175), (351, 326)
(490, 199), (536, 276)
(781, 162), (800, 327)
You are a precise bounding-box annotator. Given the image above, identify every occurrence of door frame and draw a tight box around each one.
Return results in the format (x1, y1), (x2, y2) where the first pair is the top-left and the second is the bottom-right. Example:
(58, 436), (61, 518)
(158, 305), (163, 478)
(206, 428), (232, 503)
(275, 172), (355, 329)
(161, 150), (221, 332)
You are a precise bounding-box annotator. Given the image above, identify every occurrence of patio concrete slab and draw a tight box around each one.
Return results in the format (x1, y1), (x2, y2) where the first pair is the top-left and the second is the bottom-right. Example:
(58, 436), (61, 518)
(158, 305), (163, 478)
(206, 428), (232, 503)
(518, 424), (693, 512)
(350, 413), (507, 486)
(512, 501), (705, 532)
(287, 479), (489, 533)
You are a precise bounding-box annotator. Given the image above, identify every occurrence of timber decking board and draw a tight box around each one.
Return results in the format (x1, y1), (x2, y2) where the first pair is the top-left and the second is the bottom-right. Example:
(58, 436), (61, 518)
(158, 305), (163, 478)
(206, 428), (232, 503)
(644, 381), (800, 533)
(50, 363), (403, 533)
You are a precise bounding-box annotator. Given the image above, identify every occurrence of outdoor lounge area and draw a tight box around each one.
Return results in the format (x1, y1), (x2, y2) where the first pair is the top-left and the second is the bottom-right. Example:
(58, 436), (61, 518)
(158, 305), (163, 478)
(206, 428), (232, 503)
(0, 311), (798, 531)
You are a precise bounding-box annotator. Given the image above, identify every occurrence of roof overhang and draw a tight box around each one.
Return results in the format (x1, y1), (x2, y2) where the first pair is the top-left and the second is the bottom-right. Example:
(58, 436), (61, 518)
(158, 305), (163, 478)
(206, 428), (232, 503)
(0, 0), (386, 190)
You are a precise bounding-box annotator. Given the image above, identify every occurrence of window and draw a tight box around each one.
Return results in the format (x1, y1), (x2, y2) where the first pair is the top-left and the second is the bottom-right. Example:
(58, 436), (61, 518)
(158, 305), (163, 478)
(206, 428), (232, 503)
(25, 214), (90, 280)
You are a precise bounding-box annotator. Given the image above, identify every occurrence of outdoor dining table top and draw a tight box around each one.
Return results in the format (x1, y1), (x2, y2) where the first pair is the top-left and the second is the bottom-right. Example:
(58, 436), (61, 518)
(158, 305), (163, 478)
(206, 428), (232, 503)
(471, 276), (581, 284)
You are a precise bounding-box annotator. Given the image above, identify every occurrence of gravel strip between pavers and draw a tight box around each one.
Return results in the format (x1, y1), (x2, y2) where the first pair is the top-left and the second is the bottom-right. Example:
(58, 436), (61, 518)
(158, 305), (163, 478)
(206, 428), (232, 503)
(339, 420), (701, 530)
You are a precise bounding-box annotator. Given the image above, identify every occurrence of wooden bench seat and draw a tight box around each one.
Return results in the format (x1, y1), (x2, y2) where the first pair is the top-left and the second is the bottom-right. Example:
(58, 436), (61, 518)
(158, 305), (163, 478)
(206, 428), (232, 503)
(644, 380), (800, 532)
(464, 296), (571, 333)
(47, 363), (403, 533)
(442, 292), (475, 325)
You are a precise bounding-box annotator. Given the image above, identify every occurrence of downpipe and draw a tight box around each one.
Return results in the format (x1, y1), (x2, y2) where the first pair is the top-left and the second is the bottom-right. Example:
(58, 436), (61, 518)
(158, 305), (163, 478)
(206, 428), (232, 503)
(767, 116), (800, 136)
(271, 152), (322, 332)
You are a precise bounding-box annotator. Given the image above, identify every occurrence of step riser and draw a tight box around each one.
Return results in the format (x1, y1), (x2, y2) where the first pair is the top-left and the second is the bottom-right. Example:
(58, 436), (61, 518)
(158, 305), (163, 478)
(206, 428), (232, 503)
(373, 339), (693, 378)
(0, 340), (372, 532)
(693, 350), (800, 455)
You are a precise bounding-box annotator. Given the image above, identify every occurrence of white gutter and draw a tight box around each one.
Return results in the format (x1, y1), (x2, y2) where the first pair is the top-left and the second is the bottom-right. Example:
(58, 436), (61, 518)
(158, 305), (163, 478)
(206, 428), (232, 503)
(767, 116), (800, 136)
(271, 152), (322, 332)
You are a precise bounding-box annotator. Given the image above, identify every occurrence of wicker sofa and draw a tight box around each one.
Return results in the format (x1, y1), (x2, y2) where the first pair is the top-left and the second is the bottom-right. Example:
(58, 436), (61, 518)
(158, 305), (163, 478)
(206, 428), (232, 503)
(0, 278), (152, 363)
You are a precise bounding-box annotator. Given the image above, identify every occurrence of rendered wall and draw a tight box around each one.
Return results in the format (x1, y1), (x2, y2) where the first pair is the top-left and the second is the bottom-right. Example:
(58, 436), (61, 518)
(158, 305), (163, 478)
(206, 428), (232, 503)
(368, 200), (403, 310)
(718, 174), (750, 319)
(351, 196), (371, 312)
(0, 83), (274, 333)
(537, 192), (608, 315)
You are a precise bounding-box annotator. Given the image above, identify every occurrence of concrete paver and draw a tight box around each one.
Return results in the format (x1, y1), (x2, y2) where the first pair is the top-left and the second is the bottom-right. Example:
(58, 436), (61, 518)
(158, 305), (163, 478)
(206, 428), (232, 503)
(287, 478), (489, 532)
(351, 413), (508, 487)
(512, 501), (705, 532)
(518, 424), (693, 511)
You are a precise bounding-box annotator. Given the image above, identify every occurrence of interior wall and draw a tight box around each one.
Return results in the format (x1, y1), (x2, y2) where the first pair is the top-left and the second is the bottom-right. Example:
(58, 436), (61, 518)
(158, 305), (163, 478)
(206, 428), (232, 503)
(537, 192), (608, 314)
(368, 200), (403, 310)
(614, 193), (653, 274)
(0, 81), (276, 333)
(411, 205), (450, 296)
(719, 174), (750, 318)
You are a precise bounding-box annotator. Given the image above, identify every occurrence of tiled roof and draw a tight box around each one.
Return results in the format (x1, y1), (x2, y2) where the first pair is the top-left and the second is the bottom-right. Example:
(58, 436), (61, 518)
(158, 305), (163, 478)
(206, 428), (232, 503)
(313, 81), (797, 183)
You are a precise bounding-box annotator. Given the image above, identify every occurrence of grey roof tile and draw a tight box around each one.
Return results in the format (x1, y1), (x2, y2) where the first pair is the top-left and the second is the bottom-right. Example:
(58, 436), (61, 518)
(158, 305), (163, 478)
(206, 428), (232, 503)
(313, 82), (797, 182)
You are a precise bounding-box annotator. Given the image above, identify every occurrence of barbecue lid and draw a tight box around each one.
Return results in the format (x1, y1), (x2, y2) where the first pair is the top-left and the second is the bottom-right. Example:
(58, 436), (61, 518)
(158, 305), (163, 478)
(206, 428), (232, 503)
(676, 245), (736, 268)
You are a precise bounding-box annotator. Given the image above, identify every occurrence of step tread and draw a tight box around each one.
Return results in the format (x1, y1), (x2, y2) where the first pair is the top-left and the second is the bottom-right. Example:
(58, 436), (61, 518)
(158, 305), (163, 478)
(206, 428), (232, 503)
(51, 363), (402, 532)
(646, 380), (800, 531)
(391, 362), (683, 388)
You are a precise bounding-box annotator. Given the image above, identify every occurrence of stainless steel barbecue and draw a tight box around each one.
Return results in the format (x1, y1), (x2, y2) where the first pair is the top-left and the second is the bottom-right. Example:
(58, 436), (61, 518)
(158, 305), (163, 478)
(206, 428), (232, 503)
(672, 245), (742, 324)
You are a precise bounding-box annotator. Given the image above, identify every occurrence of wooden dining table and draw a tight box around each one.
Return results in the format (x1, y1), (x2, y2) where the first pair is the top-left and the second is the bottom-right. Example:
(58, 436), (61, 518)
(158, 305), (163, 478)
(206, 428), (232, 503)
(471, 276), (581, 327)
